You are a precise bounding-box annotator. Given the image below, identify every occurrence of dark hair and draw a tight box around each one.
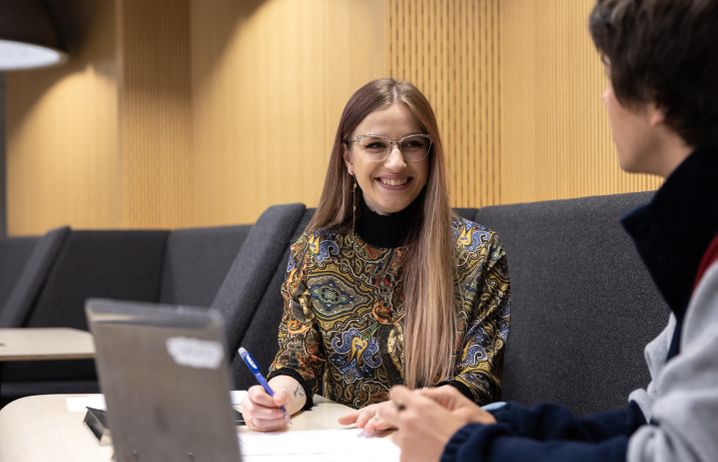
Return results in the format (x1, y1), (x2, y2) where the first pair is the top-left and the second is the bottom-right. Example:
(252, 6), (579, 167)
(589, 0), (718, 148)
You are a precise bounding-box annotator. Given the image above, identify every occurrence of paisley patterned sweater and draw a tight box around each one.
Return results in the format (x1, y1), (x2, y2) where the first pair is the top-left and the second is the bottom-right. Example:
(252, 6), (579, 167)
(268, 216), (511, 410)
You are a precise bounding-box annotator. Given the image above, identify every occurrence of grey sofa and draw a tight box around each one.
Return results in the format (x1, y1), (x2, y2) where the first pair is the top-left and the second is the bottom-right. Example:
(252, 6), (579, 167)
(229, 192), (668, 417)
(0, 224), (252, 404)
(1, 192), (668, 418)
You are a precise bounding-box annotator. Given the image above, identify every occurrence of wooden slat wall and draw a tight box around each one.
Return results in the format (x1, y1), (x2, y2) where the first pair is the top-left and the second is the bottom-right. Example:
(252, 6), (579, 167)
(499, 0), (661, 203)
(388, 0), (502, 208)
(6, 1), (122, 235)
(387, 0), (661, 208)
(118, 0), (193, 228)
(6, 0), (664, 235)
(190, 0), (388, 225)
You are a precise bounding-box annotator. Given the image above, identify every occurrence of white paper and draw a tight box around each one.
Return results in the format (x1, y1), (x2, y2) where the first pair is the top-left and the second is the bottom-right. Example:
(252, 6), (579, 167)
(66, 390), (246, 412)
(230, 389), (248, 405)
(65, 394), (106, 412)
(240, 428), (400, 461)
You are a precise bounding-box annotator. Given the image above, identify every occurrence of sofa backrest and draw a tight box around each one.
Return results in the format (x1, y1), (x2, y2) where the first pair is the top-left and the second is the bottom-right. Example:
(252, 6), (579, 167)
(0, 226), (70, 328)
(211, 203), (306, 367)
(0, 230), (169, 404)
(0, 236), (39, 313)
(475, 192), (669, 416)
(159, 225), (252, 307)
(230, 208), (314, 388)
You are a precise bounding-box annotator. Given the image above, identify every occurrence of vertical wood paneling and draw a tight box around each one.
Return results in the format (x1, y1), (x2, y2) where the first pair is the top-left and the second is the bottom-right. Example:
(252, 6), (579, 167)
(6, 1), (121, 235)
(388, 0), (502, 208)
(190, 0), (388, 225)
(499, 0), (662, 203)
(6, 0), (193, 234)
(118, 0), (192, 228)
(387, 0), (661, 208)
(6, 0), (665, 236)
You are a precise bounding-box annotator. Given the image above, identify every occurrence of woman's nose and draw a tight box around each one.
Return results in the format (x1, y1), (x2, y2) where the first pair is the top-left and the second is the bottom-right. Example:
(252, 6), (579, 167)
(384, 143), (407, 168)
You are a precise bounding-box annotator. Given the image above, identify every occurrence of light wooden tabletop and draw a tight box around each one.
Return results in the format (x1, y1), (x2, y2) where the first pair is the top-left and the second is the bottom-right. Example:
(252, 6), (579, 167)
(0, 328), (95, 361)
(0, 393), (358, 462)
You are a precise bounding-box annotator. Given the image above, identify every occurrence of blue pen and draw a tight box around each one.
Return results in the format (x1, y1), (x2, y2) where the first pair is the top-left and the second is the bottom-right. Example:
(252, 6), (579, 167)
(238, 347), (289, 418)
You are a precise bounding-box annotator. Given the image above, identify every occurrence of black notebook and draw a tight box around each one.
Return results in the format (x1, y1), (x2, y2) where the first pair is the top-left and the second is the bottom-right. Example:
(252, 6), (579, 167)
(83, 406), (245, 446)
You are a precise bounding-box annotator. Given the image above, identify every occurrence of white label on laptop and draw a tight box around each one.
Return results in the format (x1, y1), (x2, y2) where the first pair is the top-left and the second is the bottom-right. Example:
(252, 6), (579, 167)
(166, 337), (224, 369)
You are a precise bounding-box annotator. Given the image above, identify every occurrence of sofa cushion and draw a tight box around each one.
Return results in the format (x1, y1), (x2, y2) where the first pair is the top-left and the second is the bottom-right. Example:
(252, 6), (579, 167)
(160, 225), (251, 307)
(475, 192), (669, 415)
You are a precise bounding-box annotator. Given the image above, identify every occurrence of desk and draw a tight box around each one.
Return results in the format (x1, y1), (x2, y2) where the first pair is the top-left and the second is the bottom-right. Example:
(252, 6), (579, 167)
(0, 394), (358, 462)
(0, 328), (95, 361)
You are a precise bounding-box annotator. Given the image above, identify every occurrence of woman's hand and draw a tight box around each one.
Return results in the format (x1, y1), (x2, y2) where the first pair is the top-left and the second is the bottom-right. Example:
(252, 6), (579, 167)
(240, 385), (291, 432)
(337, 400), (397, 434)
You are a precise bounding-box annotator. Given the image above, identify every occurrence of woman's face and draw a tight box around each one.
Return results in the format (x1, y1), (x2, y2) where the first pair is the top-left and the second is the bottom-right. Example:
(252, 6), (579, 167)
(343, 103), (430, 215)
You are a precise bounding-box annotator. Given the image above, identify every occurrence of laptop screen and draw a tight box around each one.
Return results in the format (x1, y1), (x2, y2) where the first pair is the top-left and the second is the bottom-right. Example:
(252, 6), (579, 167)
(86, 298), (241, 462)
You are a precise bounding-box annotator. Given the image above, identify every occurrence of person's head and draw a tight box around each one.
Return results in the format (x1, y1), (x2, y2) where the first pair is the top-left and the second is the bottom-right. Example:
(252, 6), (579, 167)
(310, 78), (448, 230)
(589, 0), (718, 176)
(310, 78), (457, 388)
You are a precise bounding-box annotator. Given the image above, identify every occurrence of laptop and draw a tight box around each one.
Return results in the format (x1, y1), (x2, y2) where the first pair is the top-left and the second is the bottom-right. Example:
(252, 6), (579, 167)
(86, 298), (241, 462)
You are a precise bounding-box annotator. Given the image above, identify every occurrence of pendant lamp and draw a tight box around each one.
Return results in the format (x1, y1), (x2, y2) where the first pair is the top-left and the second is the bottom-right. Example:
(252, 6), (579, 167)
(0, 0), (67, 71)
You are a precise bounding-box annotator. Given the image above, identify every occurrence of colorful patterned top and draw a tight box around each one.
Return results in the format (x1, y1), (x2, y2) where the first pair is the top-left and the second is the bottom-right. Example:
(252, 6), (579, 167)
(268, 216), (511, 410)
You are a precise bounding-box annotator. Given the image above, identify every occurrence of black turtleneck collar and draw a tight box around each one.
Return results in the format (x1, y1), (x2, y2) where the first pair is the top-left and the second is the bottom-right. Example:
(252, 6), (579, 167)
(622, 147), (718, 324)
(355, 189), (425, 248)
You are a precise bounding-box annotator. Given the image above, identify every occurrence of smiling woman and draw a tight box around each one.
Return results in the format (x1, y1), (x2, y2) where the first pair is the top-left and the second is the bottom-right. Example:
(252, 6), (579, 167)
(240, 78), (512, 433)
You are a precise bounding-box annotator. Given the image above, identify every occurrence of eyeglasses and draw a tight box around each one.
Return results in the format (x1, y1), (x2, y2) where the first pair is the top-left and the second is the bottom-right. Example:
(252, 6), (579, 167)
(349, 133), (432, 162)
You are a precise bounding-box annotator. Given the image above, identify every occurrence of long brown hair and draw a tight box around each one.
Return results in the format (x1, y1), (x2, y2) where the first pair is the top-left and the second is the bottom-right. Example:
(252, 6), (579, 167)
(307, 78), (456, 388)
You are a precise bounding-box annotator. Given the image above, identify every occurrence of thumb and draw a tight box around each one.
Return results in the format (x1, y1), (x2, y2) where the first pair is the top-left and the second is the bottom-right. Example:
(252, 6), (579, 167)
(388, 385), (413, 409)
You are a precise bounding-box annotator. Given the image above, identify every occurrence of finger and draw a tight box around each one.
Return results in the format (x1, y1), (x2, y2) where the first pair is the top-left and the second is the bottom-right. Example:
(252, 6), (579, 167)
(337, 410), (361, 425)
(355, 407), (377, 428)
(365, 416), (395, 434)
(371, 417), (396, 431)
(248, 385), (279, 408)
(248, 413), (290, 432)
(418, 386), (456, 399)
(456, 407), (496, 425)
(376, 399), (401, 427)
(418, 385), (464, 405)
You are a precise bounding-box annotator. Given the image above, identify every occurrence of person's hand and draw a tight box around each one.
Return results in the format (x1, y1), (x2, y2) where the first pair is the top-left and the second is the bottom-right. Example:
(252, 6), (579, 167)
(337, 400), (397, 435)
(240, 385), (290, 432)
(376, 385), (492, 462)
(419, 385), (496, 425)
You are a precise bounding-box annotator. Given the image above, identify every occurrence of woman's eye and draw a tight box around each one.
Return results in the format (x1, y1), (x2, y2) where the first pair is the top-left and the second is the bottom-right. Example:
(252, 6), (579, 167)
(402, 138), (428, 150)
(364, 142), (388, 151)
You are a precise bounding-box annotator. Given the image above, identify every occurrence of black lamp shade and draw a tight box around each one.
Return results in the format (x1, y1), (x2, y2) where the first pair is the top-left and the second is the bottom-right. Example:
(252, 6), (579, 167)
(0, 0), (68, 71)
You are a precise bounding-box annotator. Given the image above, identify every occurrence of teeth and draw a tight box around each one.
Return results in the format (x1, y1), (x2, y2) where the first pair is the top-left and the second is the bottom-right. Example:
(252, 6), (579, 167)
(380, 178), (409, 186)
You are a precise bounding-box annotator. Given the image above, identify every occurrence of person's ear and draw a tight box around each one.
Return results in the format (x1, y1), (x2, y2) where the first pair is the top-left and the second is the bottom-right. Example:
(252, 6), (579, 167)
(343, 143), (354, 175)
(648, 103), (666, 127)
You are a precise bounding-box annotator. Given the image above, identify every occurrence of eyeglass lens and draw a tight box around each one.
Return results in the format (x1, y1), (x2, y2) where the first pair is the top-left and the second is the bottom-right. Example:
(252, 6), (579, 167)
(357, 135), (430, 161)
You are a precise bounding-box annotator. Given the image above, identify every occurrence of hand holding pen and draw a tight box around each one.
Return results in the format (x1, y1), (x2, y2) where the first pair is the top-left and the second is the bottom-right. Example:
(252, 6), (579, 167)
(238, 347), (292, 431)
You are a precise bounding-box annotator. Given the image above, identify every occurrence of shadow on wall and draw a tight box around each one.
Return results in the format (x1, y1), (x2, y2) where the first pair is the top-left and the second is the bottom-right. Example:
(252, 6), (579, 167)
(1, 74), (6, 236)
(189, 0), (264, 99)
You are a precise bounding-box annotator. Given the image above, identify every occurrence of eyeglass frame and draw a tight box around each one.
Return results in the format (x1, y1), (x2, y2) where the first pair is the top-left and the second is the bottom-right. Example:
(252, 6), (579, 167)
(346, 133), (432, 162)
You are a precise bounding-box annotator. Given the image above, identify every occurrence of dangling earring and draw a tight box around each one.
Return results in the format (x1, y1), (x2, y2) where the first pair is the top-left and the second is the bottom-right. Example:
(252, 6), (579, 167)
(351, 175), (357, 234)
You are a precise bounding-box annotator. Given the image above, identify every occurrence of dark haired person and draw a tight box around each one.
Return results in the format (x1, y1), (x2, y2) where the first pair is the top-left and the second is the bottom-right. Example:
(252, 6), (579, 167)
(240, 78), (511, 432)
(376, 0), (718, 461)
